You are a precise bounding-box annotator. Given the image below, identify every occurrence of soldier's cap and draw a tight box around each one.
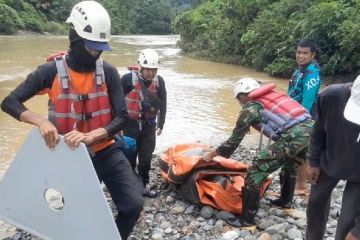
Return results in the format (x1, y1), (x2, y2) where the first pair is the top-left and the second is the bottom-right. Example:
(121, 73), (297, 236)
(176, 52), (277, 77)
(344, 75), (360, 125)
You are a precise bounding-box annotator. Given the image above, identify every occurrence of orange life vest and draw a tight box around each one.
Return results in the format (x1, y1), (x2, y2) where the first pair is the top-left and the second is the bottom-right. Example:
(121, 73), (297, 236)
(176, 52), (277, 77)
(45, 53), (113, 152)
(248, 83), (310, 140)
(125, 70), (159, 120)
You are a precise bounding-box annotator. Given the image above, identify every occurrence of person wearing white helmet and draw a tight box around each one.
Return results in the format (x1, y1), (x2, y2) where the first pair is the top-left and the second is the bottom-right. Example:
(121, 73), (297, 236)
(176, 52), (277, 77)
(1, 1), (143, 239)
(66, 0), (111, 51)
(306, 76), (360, 240)
(121, 48), (167, 198)
(232, 77), (261, 98)
(203, 78), (313, 228)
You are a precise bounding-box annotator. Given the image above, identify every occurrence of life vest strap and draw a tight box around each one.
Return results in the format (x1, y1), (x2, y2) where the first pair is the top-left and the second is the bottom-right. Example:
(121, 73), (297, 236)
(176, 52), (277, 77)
(269, 98), (289, 112)
(95, 59), (105, 86)
(79, 94), (89, 101)
(49, 108), (111, 120)
(54, 56), (70, 90)
(57, 91), (108, 101)
(54, 56), (105, 89)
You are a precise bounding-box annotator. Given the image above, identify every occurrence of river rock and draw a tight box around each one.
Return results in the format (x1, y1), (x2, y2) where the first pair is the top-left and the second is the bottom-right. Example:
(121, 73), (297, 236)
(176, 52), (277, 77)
(215, 211), (236, 220)
(258, 232), (272, 240)
(159, 221), (171, 229)
(258, 218), (277, 230)
(294, 218), (307, 229)
(200, 206), (214, 219)
(287, 228), (302, 239)
(265, 223), (287, 234)
(221, 230), (239, 240)
(289, 209), (306, 219)
(171, 206), (185, 214)
(185, 205), (195, 214)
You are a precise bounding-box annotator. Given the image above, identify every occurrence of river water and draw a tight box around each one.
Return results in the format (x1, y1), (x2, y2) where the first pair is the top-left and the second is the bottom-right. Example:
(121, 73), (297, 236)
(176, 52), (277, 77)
(0, 35), (288, 179)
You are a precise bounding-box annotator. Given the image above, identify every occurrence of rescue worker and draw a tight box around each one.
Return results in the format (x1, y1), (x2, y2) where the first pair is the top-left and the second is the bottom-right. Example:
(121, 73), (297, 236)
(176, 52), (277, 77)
(203, 78), (313, 228)
(288, 39), (322, 195)
(121, 48), (167, 198)
(0, 1), (143, 239)
(306, 76), (360, 240)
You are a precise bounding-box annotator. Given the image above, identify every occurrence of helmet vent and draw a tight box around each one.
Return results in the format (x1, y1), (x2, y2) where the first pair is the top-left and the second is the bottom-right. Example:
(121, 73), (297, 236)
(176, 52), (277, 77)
(83, 25), (92, 33)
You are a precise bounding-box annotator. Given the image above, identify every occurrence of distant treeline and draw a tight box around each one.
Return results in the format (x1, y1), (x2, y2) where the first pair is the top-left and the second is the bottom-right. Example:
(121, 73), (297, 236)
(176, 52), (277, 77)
(173, 0), (360, 78)
(0, 0), (196, 35)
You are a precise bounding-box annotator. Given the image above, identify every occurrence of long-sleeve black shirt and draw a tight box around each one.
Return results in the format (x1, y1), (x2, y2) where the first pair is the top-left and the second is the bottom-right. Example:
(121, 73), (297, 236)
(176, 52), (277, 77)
(308, 83), (360, 181)
(121, 72), (167, 129)
(1, 59), (128, 136)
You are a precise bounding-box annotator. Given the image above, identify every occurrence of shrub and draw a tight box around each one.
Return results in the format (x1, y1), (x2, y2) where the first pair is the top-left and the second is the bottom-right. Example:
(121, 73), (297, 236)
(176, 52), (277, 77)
(4, 0), (46, 32)
(265, 57), (296, 77)
(0, 4), (24, 34)
(44, 21), (67, 35)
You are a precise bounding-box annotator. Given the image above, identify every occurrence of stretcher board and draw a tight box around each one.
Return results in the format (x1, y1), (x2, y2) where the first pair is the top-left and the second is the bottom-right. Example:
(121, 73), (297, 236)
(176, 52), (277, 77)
(0, 128), (121, 240)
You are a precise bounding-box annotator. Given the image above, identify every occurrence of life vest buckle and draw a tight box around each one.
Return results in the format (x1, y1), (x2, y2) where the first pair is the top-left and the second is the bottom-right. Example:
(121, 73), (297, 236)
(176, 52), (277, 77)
(79, 94), (89, 101)
(82, 113), (92, 121)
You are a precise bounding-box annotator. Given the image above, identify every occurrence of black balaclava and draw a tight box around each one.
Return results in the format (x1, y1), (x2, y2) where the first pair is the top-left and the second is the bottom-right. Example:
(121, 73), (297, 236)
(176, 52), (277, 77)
(66, 26), (102, 72)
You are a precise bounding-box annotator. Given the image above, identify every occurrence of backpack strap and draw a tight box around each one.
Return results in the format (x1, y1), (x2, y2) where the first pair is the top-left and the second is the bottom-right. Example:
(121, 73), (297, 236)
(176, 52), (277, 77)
(154, 75), (159, 88)
(54, 56), (70, 90)
(95, 58), (105, 86)
(131, 71), (144, 101)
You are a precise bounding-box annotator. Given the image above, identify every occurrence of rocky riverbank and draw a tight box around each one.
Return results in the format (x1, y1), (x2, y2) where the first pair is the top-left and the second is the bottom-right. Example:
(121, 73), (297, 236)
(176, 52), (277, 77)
(1, 145), (344, 240)
(126, 145), (343, 240)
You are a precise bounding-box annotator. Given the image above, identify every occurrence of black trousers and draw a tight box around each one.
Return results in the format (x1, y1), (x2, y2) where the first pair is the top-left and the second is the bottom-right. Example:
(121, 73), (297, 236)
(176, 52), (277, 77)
(306, 171), (360, 240)
(92, 142), (144, 239)
(123, 121), (156, 185)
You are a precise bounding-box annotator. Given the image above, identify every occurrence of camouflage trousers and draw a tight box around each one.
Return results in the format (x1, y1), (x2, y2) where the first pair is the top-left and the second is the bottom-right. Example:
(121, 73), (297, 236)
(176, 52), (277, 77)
(245, 119), (313, 190)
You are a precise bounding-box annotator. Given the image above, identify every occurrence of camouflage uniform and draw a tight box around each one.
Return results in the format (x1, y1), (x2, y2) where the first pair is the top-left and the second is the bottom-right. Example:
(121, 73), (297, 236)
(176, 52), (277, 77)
(216, 102), (313, 190)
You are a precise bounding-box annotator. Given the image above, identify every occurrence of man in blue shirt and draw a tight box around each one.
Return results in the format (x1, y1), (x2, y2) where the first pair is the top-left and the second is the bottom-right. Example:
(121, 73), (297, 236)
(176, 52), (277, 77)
(289, 39), (321, 117)
(288, 39), (321, 196)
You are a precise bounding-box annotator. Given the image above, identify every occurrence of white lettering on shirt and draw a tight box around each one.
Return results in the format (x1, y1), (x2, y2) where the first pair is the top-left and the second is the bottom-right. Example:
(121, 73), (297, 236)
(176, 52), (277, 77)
(357, 133), (360, 143)
(306, 76), (320, 90)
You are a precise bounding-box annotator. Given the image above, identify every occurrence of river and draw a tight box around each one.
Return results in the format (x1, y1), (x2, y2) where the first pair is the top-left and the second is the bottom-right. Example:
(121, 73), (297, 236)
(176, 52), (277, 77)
(0, 35), (289, 179)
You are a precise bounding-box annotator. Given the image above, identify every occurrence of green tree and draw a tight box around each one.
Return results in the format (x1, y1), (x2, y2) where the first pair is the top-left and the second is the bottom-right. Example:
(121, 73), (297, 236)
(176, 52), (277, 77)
(173, 0), (360, 78)
(0, 0), (187, 35)
(0, 4), (24, 34)
(3, 0), (46, 32)
(133, 0), (175, 34)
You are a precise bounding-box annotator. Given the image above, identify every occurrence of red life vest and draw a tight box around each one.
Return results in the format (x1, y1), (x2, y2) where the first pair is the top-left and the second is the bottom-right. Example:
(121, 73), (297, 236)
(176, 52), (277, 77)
(46, 53), (113, 151)
(248, 83), (310, 140)
(125, 70), (159, 120)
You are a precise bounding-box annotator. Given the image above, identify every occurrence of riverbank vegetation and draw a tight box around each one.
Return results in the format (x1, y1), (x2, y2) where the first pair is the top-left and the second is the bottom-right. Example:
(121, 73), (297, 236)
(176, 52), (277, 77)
(2, 0), (359, 78)
(0, 0), (193, 35)
(173, 0), (360, 78)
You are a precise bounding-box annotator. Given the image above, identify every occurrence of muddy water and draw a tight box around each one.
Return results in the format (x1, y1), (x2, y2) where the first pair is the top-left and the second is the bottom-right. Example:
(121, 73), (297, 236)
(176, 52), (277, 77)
(0, 35), (289, 179)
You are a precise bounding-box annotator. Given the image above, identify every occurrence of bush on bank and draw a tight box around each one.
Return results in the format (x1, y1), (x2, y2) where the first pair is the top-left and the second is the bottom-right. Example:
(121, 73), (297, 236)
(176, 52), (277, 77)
(174, 0), (360, 78)
(0, 0), (186, 36)
(0, 4), (25, 34)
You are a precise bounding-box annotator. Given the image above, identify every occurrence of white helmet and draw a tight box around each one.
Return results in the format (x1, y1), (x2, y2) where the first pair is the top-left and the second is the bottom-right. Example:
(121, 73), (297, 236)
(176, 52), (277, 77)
(138, 49), (159, 69)
(66, 1), (111, 50)
(233, 78), (260, 98)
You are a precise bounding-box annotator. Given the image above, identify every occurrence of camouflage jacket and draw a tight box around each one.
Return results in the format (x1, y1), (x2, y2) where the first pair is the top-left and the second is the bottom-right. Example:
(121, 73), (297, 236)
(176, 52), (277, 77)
(216, 102), (313, 158)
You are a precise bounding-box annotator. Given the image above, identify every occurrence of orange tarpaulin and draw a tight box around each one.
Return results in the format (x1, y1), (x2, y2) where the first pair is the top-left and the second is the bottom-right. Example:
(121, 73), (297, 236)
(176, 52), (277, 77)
(159, 143), (271, 214)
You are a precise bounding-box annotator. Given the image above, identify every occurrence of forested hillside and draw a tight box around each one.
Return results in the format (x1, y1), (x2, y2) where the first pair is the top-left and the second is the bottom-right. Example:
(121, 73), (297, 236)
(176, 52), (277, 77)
(174, 0), (360, 77)
(0, 0), (195, 35)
